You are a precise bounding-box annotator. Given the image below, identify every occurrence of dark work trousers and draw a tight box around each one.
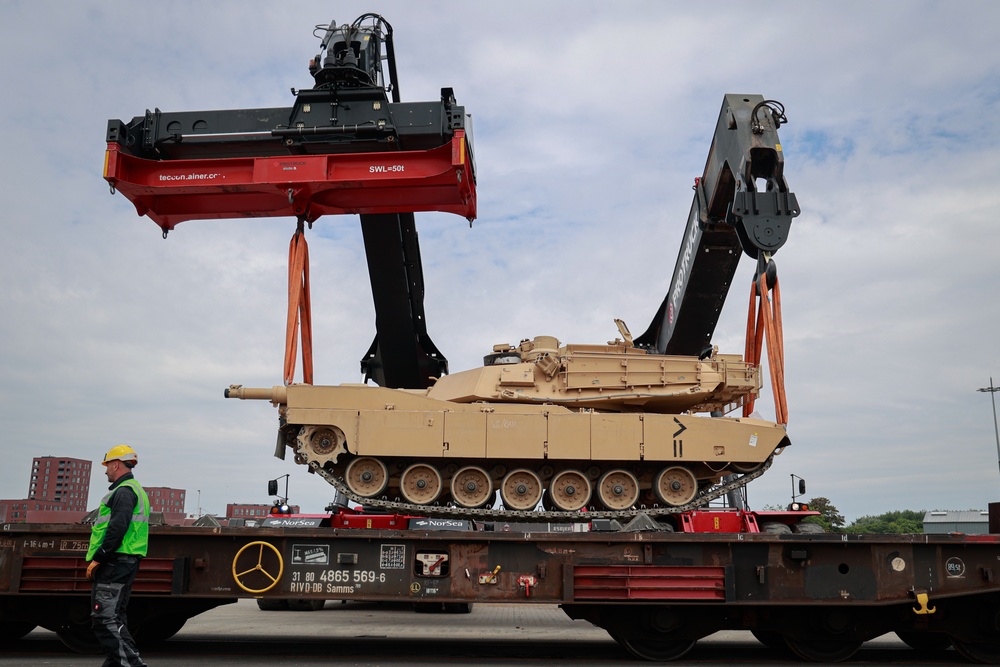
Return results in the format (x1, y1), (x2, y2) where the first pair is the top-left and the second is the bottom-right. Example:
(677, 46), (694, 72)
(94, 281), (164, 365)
(91, 555), (146, 667)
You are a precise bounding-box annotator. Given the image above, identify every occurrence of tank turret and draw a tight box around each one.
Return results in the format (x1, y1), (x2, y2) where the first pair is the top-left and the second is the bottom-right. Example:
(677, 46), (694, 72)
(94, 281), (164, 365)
(429, 333), (759, 415)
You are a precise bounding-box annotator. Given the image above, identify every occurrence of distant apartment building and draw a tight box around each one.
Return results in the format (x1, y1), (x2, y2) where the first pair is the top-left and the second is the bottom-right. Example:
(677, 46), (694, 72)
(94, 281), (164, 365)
(0, 456), (94, 523)
(0, 499), (82, 523)
(3, 455), (303, 526)
(146, 487), (186, 513)
(29, 456), (91, 511)
(146, 486), (187, 523)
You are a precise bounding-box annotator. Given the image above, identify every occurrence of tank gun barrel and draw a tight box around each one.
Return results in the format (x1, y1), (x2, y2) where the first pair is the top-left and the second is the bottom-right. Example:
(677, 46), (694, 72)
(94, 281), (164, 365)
(225, 384), (288, 404)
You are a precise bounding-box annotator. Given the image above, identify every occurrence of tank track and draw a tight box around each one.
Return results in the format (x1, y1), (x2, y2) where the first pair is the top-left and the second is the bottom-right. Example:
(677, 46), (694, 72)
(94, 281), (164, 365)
(309, 456), (773, 522)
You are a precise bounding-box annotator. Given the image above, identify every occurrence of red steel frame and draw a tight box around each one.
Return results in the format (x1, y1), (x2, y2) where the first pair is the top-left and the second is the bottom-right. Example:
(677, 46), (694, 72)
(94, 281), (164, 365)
(103, 130), (476, 232)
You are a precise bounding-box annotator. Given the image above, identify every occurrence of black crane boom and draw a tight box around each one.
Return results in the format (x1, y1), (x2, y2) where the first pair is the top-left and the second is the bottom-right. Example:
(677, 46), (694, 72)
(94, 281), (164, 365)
(636, 94), (799, 357)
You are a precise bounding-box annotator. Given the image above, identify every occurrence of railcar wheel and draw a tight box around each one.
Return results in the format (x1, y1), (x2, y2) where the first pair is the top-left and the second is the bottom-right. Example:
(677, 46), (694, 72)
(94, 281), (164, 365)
(948, 597), (1000, 662)
(951, 638), (1000, 663)
(56, 623), (102, 653)
(751, 629), (789, 652)
(596, 469), (640, 510)
(345, 457), (389, 497)
(256, 598), (290, 611)
(286, 599), (325, 611)
(619, 636), (696, 661)
(653, 466), (697, 506)
(500, 469), (543, 510)
(783, 636), (862, 662)
(895, 631), (951, 651)
(133, 613), (188, 644)
(548, 469), (592, 511)
(450, 466), (494, 508)
(0, 621), (36, 640)
(400, 463), (443, 504)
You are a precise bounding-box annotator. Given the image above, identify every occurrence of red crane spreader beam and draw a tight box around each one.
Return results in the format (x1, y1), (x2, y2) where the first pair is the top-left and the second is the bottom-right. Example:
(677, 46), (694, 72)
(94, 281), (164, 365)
(103, 130), (476, 233)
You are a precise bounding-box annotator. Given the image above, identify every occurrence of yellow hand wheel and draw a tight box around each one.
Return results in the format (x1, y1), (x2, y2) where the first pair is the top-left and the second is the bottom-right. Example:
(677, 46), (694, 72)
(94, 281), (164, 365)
(232, 541), (284, 594)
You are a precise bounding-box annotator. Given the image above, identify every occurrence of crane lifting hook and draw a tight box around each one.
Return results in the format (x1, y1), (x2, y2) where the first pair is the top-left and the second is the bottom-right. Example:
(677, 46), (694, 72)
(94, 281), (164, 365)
(757, 253), (778, 291)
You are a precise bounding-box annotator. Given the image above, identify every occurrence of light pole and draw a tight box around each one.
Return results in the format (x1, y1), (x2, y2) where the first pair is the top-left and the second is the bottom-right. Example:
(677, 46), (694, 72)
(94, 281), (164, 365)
(978, 377), (1000, 475)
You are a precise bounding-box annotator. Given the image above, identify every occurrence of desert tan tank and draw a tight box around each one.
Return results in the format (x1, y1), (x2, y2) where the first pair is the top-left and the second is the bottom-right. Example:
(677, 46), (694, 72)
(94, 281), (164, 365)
(226, 322), (789, 518)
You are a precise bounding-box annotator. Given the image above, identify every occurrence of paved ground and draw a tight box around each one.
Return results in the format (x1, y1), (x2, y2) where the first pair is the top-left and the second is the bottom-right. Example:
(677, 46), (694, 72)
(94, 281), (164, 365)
(184, 599), (609, 640)
(2, 600), (620, 666)
(0, 599), (964, 666)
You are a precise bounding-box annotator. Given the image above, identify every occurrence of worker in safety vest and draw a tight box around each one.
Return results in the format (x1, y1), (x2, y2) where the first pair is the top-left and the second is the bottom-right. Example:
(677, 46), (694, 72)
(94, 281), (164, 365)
(86, 444), (150, 667)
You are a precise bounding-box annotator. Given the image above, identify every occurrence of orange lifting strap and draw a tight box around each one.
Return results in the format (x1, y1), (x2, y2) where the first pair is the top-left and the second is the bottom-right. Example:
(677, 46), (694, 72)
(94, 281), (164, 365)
(284, 221), (313, 386)
(743, 271), (788, 425)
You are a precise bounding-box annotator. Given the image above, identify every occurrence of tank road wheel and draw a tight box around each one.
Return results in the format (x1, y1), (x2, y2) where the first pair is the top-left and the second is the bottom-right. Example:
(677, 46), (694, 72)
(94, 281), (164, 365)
(345, 457), (389, 498)
(596, 469), (640, 510)
(548, 469), (592, 512)
(400, 463), (443, 505)
(500, 469), (543, 510)
(654, 466), (698, 507)
(450, 466), (494, 508)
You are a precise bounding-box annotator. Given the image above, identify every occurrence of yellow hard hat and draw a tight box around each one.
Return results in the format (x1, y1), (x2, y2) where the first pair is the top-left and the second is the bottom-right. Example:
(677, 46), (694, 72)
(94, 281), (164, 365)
(102, 444), (138, 467)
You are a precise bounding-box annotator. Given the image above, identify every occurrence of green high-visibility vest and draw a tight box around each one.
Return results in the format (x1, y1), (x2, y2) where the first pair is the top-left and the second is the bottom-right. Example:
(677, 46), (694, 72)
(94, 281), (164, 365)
(87, 478), (150, 560)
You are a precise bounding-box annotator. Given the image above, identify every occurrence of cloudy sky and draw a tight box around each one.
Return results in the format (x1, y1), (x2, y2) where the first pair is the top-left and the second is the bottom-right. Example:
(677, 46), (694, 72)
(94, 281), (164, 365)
(2, 1), (998, 522)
